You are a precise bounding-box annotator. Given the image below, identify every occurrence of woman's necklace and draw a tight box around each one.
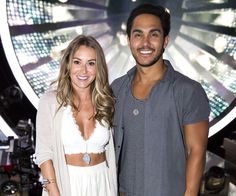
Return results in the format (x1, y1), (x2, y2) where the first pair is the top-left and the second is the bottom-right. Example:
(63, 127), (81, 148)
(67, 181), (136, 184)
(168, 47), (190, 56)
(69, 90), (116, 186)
(72, 106), (95, 165)
(82, 142), (91, 165)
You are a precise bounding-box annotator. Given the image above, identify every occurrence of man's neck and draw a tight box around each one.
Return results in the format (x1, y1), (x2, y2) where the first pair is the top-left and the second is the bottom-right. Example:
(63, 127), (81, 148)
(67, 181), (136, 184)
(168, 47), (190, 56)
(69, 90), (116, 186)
(134, 62), (166, 84)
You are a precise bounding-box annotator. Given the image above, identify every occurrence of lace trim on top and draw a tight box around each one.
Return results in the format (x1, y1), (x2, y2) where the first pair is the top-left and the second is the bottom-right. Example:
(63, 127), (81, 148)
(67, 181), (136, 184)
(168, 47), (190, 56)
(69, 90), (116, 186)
(61, 105), (110, 154)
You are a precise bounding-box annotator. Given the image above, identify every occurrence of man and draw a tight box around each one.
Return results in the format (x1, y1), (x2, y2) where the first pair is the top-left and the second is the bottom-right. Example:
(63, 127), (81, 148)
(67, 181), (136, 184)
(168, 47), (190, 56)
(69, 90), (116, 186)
(111, 3), (210, 196)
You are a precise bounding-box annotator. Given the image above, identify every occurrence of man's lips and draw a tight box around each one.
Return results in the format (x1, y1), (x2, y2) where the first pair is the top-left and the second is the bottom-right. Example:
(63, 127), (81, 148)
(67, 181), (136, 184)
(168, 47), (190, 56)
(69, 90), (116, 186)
(139, 48), (154, 55)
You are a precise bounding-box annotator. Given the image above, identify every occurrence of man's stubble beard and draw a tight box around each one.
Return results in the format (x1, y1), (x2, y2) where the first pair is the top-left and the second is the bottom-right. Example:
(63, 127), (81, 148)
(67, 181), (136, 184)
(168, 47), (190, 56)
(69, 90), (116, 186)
(133, 48), (165, 68)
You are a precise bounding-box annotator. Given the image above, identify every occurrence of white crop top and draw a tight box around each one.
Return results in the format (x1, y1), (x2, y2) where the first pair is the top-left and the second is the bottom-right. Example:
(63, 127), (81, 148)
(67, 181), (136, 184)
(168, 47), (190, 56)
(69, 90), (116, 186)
(61, 106), (110, 154)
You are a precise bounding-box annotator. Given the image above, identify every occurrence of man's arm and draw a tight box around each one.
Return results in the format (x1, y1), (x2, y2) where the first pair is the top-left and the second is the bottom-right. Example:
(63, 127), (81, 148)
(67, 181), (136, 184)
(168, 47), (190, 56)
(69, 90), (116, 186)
(184, 120), (209, 196)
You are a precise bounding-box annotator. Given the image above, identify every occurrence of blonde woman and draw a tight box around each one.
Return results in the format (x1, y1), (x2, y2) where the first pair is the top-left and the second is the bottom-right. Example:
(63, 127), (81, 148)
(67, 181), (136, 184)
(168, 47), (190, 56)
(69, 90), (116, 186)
(35, 35), (117, 196)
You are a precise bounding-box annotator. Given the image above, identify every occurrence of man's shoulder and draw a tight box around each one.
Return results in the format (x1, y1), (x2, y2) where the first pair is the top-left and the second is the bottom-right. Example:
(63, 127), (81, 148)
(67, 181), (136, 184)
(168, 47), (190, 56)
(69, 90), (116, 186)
(111, 74), (129, 95)
(173, 71), (201, 91)
(165, 60), (200, 90)
(172, 71), (208, 105)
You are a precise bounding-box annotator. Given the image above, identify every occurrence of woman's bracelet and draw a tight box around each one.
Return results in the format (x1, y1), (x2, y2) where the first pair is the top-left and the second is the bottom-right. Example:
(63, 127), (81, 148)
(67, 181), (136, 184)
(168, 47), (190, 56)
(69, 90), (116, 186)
(41, 178), (56, 191)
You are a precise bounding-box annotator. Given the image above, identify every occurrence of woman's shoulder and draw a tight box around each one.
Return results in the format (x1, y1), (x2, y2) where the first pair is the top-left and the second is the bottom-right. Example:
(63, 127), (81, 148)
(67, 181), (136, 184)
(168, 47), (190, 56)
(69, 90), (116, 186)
(39, 90), (57, 105)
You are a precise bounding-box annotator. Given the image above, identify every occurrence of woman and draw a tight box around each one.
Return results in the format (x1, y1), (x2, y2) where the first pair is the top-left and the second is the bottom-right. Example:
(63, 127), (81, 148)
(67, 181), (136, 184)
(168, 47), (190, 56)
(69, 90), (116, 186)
(35, 35), (117, 196)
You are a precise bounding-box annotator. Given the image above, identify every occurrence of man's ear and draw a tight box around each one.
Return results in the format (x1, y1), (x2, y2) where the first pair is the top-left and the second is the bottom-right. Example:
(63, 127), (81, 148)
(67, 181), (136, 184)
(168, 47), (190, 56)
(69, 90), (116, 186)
(127, 35), (130, 47)
(164, 35), (169, 49)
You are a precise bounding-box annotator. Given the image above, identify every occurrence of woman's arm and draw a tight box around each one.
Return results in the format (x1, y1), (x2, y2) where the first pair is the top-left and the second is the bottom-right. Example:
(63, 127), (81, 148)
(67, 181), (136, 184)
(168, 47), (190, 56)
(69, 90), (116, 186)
(35, 92), (60, 195)
(40, 160), (60, 196)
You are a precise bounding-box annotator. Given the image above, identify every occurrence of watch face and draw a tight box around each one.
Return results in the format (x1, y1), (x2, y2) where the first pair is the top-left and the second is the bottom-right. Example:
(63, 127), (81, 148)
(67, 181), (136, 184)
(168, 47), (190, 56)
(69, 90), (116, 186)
(0, 0), (235, 137)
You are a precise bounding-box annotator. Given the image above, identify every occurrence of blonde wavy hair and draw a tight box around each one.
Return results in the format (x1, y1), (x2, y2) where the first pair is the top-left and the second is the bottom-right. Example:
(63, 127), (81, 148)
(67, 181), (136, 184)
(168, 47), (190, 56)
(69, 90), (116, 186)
(53, 35), (114, 128)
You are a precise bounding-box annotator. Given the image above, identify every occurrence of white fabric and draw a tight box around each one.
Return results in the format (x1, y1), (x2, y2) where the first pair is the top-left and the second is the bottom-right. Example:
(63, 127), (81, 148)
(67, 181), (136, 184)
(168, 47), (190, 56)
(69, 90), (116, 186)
(68, 162), (112, 196)
(35, 91), (117, 196)
(61, 106), (110, 154)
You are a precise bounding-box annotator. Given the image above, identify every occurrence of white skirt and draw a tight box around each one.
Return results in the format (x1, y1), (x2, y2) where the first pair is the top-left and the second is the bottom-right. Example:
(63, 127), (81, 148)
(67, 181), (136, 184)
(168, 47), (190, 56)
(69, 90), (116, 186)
(67, 161), (112, 196)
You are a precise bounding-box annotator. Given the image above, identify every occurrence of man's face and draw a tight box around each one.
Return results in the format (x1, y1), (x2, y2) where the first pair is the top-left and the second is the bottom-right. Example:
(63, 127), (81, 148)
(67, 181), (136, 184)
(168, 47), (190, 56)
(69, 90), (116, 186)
(128, 13), (168, 67)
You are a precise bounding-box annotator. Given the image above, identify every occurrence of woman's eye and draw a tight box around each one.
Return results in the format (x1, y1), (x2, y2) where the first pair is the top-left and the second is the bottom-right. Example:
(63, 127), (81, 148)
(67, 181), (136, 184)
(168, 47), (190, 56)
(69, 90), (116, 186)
(88, 61), (96, 66)
(73, 60), (80, 64)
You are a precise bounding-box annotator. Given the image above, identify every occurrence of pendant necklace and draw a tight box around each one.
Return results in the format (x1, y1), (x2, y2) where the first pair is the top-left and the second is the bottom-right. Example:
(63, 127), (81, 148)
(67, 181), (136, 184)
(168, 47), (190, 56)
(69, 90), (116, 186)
(133, 108), (139, 116)
(82, 142), (91, 165)
(72, 105), (94, 165)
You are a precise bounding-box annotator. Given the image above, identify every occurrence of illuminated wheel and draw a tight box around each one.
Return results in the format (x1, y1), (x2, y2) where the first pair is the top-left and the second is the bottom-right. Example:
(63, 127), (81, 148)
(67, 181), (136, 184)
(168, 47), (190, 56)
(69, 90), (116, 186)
(0, 0), (235, 138)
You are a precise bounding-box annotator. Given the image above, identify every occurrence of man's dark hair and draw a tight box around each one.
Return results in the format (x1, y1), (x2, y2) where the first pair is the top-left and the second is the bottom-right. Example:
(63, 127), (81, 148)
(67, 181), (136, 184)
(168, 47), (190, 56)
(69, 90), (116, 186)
(126, 3), (171, 38)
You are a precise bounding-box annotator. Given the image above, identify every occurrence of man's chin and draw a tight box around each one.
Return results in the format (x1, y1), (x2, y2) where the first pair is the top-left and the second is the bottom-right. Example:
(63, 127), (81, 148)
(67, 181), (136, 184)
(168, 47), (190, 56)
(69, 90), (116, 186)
(135, 53), (163, 67)
(137, 60), (158, 67)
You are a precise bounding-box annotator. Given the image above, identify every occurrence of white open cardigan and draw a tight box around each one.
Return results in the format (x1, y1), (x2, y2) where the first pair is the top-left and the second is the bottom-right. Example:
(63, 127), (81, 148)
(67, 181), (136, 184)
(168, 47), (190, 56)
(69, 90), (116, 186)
(35, 91), (117, 196)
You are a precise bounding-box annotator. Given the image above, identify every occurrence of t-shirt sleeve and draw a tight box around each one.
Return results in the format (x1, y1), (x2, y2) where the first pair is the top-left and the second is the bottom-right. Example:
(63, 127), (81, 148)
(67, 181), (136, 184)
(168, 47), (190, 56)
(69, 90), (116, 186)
(182, 82), (210, 125)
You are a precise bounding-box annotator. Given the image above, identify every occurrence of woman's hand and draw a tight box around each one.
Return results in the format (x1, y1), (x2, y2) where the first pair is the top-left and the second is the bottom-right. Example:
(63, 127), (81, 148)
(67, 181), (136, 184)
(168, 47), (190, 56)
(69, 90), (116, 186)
(46, 183), (60, 196)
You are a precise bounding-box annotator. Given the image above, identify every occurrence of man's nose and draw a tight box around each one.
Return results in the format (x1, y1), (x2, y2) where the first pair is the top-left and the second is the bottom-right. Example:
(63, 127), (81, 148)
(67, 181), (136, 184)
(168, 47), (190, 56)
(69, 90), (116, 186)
(142, 35), (151, 47)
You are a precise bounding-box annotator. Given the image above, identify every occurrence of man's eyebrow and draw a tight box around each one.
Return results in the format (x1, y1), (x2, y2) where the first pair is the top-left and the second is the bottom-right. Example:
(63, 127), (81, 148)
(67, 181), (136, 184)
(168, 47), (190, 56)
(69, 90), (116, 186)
(150, 28), (161, 33)
(131, 28), (162, 33)
(131, 29), (142, 33)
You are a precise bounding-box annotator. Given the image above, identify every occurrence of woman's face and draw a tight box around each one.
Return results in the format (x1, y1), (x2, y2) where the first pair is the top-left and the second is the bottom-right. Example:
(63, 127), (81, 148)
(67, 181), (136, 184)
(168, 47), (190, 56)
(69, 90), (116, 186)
(70, 45), (97, 91)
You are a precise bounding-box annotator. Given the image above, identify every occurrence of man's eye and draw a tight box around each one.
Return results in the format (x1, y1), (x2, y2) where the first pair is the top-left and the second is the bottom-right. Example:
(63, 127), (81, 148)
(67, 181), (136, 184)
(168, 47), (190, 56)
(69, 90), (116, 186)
(152, 33), (159, 37)
(134, 33), (141, 37)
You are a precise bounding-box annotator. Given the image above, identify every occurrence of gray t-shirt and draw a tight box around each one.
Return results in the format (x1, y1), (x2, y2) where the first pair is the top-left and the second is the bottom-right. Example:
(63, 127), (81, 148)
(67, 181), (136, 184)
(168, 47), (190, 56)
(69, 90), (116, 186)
(112, 60), (211, 196)
(119, 86), (145, 195)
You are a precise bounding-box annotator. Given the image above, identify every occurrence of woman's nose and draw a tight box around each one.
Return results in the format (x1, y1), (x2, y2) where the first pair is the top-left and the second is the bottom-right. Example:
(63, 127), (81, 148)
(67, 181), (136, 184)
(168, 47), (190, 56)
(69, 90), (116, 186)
(80, 63), (87, 73)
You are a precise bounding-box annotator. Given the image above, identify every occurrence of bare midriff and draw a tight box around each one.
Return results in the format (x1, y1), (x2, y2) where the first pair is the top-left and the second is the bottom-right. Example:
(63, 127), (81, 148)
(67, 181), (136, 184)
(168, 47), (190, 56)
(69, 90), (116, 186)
(65, 152), (106, 167)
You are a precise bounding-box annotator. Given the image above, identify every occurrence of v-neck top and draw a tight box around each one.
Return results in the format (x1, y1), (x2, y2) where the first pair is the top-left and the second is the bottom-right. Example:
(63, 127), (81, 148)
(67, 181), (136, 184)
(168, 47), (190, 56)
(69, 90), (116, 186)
(61, 106), (110, 154)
